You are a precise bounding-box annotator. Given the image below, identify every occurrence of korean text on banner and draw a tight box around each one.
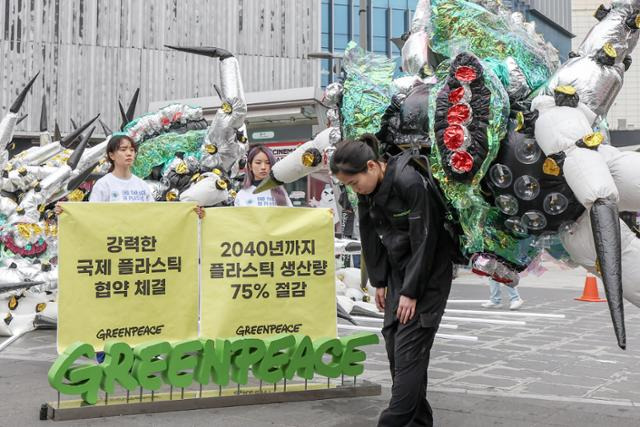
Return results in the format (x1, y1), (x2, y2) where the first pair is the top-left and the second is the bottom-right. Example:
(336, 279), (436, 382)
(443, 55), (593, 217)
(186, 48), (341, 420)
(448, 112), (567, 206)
(201, 207), (337, 339)
(57, 203), (199, 353)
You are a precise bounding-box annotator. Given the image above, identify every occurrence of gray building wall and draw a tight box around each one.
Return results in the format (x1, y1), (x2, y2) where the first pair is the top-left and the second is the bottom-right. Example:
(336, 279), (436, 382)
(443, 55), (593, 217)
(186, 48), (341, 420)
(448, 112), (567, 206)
(504, 0), (573, 60)
(1, 0), (320, 137)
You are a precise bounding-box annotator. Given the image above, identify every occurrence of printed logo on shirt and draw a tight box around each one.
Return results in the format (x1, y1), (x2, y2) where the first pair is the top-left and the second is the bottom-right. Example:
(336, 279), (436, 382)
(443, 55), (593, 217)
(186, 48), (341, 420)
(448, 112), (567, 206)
(392, 209), (411, 217)
(111, 191), (119, 199)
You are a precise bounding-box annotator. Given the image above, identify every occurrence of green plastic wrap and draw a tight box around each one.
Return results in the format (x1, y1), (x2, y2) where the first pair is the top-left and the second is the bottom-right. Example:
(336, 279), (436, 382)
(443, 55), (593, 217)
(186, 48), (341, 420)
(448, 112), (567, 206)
(429, 57), (509, 257)
(341, 41), (396, 139)
(430, 0), (552, 91)
(131, 130), (206, 179)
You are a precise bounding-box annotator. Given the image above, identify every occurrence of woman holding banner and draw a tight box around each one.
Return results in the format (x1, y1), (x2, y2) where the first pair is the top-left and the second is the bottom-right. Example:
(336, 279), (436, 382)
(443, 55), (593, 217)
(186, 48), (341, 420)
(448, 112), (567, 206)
(55, 134), (205, 217)
(330, 134), (454, 427)
(234, 145), (292, 207)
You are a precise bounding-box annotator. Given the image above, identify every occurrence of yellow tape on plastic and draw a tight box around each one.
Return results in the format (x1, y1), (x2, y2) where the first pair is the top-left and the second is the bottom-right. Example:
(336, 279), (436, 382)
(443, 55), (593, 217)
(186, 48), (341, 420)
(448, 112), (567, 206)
(201, 207), (337, 339)
(57, 202), (199, 353)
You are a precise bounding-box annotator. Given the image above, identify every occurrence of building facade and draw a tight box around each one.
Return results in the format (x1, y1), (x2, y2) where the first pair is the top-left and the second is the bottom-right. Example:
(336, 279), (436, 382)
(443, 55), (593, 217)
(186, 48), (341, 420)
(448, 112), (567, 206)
(504, 0), (573, 61)
(320, 0), (574, 84)
(572, 0), (640, 147)
(1, 0), (321, 141)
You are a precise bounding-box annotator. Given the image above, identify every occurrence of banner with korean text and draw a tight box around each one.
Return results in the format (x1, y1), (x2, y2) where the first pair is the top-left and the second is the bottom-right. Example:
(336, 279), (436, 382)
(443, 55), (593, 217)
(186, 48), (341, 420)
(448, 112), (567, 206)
(201, 207), (337, 339)
(57, 203), (199, 352)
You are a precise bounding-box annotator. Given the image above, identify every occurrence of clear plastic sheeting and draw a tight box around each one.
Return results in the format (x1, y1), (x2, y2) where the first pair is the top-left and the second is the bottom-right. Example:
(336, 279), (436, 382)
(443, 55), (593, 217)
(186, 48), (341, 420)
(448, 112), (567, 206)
(430, 0), (556, 93)
(544, 55), (625, 118)
(341, 41), (396, 139)
(578, 5), (640, 62)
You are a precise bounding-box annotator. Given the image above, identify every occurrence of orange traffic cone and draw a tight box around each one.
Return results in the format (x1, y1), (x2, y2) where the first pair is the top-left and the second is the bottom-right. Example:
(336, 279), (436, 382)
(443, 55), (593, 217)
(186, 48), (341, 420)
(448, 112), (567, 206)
(575, 275), (606, 302)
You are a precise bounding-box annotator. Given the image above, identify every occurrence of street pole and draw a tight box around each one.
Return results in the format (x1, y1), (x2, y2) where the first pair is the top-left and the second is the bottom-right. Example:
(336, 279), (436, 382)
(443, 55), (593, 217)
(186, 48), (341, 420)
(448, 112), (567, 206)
(359, 0), (367, 49)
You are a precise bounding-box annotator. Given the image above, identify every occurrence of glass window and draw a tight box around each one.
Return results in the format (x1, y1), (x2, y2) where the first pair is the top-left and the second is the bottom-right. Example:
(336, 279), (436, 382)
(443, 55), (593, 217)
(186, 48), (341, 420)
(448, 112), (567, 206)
(390, 0), (407, 9)
(335, 34), (350, 51)
(322, 34), (330, 51)
(391, 8), (406, 38)
(321, 59), (331, 87)
(334, 4), (350, 35)
(372, 0), (389, 7)
(352, 3), (360, 39)
(322, 0), (330, 34)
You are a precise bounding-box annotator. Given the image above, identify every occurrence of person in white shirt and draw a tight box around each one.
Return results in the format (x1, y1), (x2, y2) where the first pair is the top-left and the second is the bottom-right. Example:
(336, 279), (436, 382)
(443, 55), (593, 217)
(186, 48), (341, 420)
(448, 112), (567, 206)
(56, 134), (204, 217)
(89, 134), (153, 202)
(234, 145), (292, 207)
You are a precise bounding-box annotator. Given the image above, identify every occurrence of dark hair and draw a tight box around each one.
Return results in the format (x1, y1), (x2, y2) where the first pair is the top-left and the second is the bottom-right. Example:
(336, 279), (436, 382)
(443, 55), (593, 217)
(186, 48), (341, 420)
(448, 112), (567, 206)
(243, 144), (289, 206)
(106, 135), (137, 172)
(329, 133), (381, 175)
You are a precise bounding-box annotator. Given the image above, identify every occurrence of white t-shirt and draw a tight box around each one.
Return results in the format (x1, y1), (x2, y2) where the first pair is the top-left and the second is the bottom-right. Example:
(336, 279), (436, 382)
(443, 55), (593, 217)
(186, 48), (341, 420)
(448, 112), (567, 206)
(234, 185), (292, 207)
(89, 173), (153, 202)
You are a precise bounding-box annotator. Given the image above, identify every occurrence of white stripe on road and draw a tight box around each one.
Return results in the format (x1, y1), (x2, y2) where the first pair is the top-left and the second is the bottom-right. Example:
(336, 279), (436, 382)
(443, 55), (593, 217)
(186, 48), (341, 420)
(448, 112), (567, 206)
(350, 316), (459, 330)
(430, 386), (640, 408)
(445, 309), (565, 319)
(447, 300), (489, 303)
(442, 316), (526, 326)
(338, 324), (478, 342)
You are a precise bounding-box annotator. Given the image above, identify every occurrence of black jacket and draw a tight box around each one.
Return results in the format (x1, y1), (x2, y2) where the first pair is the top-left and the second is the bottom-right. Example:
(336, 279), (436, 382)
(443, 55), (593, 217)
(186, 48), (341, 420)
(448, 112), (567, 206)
(359, 151), (453, 324)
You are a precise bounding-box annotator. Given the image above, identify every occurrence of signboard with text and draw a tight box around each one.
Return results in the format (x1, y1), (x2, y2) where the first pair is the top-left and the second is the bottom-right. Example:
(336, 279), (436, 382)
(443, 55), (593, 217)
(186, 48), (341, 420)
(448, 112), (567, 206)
(201, 207), (337, 340)
(57, 203), (199, 352)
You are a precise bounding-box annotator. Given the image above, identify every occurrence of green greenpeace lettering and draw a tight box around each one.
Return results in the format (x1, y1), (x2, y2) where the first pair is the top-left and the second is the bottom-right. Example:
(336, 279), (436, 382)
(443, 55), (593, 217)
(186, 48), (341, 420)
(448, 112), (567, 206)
(48, 333), (378, 404)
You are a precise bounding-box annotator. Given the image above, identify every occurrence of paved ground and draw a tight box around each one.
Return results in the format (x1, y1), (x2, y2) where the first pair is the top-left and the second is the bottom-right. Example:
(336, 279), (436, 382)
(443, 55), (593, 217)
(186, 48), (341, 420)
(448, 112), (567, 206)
(3, 265), (640, 426)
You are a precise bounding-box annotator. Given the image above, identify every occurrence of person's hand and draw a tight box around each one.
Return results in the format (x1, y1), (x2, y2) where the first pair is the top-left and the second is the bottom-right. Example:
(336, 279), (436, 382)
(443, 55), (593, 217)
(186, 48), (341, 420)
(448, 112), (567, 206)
(54, 203), (64, 216)
(375, 287), (386, 312)
(194, 206), (205, 219)
(397, 295), (417, 324)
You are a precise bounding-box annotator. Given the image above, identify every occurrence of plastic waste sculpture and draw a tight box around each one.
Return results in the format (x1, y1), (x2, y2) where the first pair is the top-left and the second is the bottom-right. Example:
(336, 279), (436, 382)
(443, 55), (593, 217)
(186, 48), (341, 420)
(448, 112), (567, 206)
(257, 0), (640, 349)
(0, 46), (249, 339)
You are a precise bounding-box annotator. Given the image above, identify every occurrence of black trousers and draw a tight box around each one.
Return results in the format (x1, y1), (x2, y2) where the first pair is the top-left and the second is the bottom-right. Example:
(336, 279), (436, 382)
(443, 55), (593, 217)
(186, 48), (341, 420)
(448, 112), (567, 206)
(377, 313), (441, 427)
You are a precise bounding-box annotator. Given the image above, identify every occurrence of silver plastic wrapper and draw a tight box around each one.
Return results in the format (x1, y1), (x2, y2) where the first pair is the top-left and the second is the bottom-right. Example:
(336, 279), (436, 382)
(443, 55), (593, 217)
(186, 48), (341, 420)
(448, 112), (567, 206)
(410, 0), (430, 33)
(1, 167), (51, 193)
(76, 139), (108, 173)
(613, 1), (640, 10)
(328, 126), (342, 147)
(17, 190), (47, 223)
(15, 262), (41, 281)
(505, 56), (530, 99)
(0, 264), (23, 284)
(0, 196), (17, 219)
(179, 172), (229, 206)
(402, 30), (432, 75)
(39, 166), (72, 200)
(392, 75), (420, 96)
(326, 108), (341, 129)
(0, 112), (18, 151)
(206, 115), (248, 177)
(146, 180), (169, 201)
(545, 56), (625, 118)
(323, 83), (343, 108)
(22, 142), (62, 166)
(578, 7), (640, 62)
(271, 127), (334, 184)
(219, 57), (248, 129)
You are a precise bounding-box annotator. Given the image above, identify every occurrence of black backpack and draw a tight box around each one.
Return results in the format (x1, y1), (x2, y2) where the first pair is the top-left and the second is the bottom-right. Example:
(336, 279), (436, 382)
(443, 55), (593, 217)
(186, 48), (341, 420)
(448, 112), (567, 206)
(393, 150), (469, 265)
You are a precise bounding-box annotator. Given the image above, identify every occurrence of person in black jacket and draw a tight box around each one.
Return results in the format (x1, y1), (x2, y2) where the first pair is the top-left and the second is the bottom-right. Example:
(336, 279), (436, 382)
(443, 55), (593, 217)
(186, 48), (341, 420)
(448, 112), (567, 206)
(330, 134), (454, 427)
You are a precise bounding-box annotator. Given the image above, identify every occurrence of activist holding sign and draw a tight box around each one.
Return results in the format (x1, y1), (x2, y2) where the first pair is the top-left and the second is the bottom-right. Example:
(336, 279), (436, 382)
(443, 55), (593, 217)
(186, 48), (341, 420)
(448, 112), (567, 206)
(55, 134), (205, 217)
(331, 134), (454, 427)
(234, 145), (292, 207)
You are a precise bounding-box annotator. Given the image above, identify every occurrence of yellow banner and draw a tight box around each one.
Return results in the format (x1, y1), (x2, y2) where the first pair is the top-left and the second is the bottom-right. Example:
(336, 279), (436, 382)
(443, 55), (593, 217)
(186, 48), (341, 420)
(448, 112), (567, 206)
(57, 203), (199, 352)
(201, 207), (337, 339)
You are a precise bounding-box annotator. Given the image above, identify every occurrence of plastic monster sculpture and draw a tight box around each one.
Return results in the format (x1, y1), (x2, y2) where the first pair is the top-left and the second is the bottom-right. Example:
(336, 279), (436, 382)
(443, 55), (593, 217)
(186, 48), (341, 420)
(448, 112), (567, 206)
(0, 46), (251, 342)
(257, 0), (640, 349)
(110, 46), (250, 207)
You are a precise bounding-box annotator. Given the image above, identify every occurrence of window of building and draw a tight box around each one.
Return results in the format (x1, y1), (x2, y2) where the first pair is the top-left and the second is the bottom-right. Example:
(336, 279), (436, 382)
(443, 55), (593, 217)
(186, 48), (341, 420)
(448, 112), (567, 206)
(321, 0), (418, 86)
